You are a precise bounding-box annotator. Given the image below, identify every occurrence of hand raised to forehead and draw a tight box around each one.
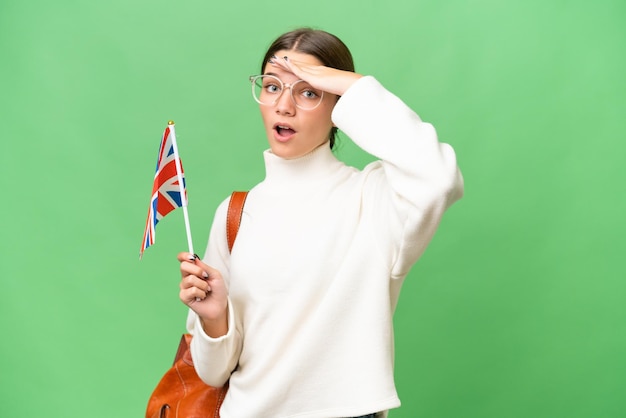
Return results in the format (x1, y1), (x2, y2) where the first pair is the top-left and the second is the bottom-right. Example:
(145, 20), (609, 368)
(270, 55), (362, 97)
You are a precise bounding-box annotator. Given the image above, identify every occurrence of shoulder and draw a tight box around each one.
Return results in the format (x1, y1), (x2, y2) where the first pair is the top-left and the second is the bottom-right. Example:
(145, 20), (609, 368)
(209, 194), (236, 234)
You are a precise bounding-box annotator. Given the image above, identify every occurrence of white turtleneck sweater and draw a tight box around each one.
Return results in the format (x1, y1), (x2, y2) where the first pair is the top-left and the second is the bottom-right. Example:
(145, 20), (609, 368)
(187, 76), (464, 418)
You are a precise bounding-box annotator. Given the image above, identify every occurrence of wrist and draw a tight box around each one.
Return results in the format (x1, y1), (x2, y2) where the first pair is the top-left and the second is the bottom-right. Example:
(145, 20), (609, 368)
(199, 306), (229, 338)
(335, 73), (363, 96)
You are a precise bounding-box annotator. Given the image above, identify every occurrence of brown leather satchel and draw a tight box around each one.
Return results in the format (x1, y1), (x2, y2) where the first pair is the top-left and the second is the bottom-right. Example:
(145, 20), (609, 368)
(146, 191), (248, 418)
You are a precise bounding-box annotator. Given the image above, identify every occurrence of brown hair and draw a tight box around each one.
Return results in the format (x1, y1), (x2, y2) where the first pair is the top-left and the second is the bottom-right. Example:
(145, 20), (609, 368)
(260, 28), (355, 149)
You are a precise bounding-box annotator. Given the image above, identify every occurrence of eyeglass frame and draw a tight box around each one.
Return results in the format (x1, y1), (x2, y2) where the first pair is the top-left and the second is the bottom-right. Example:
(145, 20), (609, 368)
(249, 74), (325, 110)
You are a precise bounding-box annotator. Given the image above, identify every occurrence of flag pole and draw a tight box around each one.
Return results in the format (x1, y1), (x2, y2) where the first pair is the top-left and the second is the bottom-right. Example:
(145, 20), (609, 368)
(167, 120), (195, 255)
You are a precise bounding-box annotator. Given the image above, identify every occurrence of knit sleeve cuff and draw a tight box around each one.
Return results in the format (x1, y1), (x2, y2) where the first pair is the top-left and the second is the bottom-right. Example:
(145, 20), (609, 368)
(193, 297), (237, 343)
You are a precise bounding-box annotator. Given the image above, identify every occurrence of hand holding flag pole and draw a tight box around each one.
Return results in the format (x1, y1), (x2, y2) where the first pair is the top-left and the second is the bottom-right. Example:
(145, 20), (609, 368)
(140, 121), (194, 259)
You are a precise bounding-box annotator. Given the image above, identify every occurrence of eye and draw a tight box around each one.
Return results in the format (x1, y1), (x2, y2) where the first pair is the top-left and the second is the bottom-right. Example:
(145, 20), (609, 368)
(294, 83), (322, 101)
(265, 83), (281, 94)
(302, 89), (319, 99)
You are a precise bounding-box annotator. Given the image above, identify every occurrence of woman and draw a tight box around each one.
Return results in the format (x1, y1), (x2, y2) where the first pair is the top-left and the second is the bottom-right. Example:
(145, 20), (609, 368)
(177, 28), (464, 418)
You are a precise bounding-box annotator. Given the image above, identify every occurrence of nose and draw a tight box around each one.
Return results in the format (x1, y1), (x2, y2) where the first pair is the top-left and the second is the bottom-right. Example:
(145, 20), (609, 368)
(275, 87), (296, 116)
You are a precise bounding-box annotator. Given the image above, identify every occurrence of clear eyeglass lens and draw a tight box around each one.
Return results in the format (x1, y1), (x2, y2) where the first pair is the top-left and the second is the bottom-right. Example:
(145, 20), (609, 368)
(253, 75), (282, 105)
(252, 75), (323, 110)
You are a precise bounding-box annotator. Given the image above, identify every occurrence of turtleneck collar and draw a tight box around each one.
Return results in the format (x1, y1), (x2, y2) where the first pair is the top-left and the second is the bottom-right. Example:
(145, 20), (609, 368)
(260, 143), (345, 190)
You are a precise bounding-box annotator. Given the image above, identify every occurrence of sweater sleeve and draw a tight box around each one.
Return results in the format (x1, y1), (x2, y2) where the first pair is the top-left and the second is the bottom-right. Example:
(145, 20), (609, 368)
(331, 76), (464, 278)
(186, 197), (243, 387)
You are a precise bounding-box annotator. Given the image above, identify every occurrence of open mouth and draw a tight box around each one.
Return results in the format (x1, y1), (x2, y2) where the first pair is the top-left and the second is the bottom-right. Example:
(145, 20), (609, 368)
(275, 124), (296, 138)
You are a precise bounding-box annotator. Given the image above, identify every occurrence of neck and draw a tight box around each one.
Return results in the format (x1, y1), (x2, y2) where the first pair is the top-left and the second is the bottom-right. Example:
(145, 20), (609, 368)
(261, 144), (343, 190)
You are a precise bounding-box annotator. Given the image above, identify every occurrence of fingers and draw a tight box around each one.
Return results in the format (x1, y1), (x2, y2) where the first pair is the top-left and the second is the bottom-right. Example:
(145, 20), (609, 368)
(269, 55), (311, 78)
(177, 253), (212, 278)
(179, 275), (210, 305)
(178, 252), (220, 274)
(180, 271), (210, 291)
(177, 252), (198, 262)
(177, 252), (207, 300)
(177, 252), (225, 306)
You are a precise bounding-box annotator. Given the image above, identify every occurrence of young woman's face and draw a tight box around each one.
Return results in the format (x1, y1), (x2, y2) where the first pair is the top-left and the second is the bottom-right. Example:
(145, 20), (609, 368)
(258, 50), (337, 159)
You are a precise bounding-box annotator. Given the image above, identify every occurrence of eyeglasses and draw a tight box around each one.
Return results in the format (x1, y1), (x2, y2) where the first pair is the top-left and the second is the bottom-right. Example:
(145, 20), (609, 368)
(249, 75), (324, 110)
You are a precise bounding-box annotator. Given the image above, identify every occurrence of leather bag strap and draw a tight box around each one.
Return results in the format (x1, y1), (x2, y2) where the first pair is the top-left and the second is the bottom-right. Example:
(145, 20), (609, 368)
(173, 334), (191, 365)
(226, 191), (248, 253)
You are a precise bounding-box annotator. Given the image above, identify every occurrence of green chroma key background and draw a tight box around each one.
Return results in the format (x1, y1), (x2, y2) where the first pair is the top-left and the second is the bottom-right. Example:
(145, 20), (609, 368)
(1, 0), (624, 416)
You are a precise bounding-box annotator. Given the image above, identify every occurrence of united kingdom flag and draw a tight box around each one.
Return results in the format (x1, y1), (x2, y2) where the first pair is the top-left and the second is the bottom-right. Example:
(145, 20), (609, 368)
(140, 122), (188, 258)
